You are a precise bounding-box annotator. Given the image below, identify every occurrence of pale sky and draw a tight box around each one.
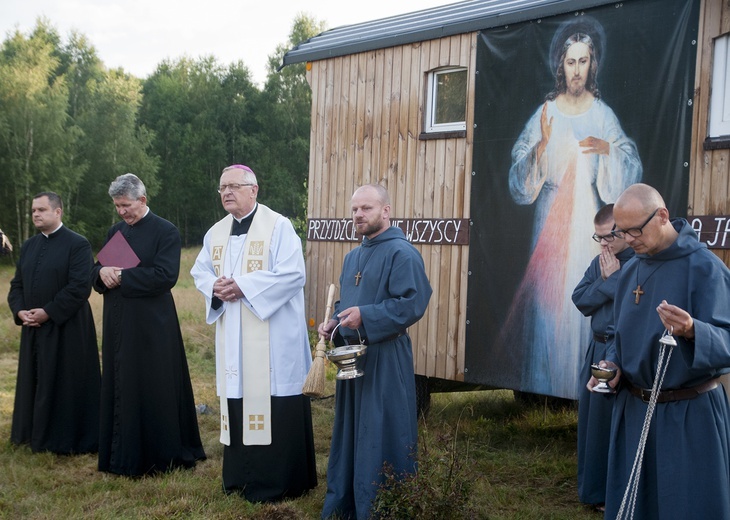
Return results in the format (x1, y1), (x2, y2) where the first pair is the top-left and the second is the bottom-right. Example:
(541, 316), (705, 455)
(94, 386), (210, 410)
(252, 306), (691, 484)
(1, 0), (459, 86)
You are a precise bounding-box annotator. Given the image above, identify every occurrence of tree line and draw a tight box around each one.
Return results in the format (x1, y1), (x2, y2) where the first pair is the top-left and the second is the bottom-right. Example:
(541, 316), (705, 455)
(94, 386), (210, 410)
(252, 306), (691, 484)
(0, 15), (323, 254)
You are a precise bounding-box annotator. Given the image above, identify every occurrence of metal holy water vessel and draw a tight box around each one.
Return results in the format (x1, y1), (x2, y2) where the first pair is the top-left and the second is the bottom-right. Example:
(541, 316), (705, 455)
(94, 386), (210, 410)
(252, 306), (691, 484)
(325, 324), (367, 380)
(591, 364), (618, 394)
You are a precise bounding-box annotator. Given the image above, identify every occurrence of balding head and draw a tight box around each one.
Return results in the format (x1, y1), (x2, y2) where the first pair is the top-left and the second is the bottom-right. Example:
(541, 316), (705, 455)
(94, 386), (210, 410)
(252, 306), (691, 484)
(614, 183), (665, 215)
(353, 184), (390, 206)
(613, 183), (676, 256)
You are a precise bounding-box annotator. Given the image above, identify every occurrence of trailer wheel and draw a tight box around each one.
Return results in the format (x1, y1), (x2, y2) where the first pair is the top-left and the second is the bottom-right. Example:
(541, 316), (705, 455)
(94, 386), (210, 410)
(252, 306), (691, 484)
(415, 375), (431, 418)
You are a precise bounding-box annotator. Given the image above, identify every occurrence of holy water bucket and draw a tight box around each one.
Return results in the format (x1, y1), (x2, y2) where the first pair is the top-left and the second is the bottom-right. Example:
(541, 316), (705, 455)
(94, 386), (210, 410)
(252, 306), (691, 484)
(325, 323), (367, 380)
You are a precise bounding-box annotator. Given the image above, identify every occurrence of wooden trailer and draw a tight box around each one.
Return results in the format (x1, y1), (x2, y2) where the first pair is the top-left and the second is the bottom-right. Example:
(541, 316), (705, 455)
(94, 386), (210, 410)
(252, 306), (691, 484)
(283, 0), (730, 401)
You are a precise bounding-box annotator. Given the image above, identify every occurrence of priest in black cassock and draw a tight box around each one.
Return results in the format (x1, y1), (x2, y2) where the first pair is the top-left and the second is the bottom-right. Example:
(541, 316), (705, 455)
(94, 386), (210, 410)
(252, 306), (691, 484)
(8, 192), (100, 454)
(92, 173), (205, 476)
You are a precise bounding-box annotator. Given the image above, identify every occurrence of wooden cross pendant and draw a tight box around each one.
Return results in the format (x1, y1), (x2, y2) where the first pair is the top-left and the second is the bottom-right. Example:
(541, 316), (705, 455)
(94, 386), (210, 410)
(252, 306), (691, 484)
(633, 284), (644, 304)
(355, 271), (362, 286)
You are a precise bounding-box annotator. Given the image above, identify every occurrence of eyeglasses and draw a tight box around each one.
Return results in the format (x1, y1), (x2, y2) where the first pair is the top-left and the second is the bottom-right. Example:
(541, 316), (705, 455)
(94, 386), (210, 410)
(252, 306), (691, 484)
(612, 208), (660, 238)
(592, 232), (616, 243)
(217, 183), (255, 193)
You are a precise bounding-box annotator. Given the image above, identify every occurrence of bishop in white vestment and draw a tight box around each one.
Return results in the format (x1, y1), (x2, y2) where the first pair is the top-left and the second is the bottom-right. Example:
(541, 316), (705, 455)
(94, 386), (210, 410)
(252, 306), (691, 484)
(191, 164), (317, 502)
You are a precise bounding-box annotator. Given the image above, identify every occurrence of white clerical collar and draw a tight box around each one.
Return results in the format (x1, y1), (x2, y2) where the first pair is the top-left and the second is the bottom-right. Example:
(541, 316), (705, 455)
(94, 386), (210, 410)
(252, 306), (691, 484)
(43, 223), (64, 238)
(233, 203), (257, 224)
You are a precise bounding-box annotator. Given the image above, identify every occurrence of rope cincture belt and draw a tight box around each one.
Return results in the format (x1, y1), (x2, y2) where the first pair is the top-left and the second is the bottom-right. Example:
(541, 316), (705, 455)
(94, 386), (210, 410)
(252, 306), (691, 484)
(616, 328), (676, 520)
(626, 378), (720, 403)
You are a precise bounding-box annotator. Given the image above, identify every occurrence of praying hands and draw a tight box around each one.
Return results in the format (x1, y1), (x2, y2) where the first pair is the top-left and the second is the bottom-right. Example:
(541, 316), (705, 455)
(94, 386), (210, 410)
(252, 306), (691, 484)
(599, 248), (620, 280)
(214, 275), (244, 302)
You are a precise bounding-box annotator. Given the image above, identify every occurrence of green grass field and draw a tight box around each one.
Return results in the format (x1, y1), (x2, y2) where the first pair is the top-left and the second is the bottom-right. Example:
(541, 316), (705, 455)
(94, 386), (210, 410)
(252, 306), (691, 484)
(0, 250), (597, 519)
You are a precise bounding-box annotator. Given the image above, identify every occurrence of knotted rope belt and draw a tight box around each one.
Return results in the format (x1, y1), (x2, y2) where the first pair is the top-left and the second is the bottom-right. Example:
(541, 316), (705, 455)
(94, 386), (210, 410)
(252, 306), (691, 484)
(626, 378), (720, 403)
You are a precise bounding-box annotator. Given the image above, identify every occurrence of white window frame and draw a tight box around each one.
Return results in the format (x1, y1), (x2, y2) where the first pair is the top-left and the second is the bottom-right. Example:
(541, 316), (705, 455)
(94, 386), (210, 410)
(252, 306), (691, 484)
(709, 33), (730, 137)
(425, 67), (467, 133)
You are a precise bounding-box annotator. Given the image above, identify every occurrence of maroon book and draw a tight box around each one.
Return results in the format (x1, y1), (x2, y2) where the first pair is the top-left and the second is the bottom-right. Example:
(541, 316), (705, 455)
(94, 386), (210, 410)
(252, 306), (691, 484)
(97, 230), (141, 269)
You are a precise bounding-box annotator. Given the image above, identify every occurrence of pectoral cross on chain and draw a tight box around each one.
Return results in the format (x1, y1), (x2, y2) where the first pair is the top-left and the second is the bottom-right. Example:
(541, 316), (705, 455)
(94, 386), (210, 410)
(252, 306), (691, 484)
(633, 285), (644, 304)
(355, 271), (362, 286)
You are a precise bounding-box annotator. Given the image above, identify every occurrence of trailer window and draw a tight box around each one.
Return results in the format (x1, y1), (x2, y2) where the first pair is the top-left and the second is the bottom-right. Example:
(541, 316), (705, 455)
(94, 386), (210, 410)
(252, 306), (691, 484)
(425, 68), (467, 134)
(709, 34), (730, 138)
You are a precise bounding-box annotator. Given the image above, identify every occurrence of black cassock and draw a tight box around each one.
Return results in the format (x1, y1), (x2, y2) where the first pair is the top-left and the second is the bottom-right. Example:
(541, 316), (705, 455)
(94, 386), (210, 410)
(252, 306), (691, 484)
(92, 212), (205, 476)
(8, 226), (100, 454)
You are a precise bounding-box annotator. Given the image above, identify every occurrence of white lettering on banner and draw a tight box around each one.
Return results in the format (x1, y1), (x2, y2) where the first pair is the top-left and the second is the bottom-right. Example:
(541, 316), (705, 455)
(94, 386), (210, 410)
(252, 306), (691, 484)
(307, 218), (469, 245)
(711, 217), (730, 247)
(691, 218), (701, 239)
(307, 218), (358, 242)
(690, 216), (730, 249)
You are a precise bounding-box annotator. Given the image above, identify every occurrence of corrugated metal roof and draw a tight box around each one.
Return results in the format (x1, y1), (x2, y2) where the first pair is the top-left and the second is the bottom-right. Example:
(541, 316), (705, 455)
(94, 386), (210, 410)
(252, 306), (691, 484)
(282, 0), (614, 68)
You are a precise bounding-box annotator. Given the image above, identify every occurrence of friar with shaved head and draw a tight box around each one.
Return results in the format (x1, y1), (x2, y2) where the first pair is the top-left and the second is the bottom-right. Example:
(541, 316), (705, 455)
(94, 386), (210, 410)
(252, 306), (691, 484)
(318, 184), (432, 520)
(587, 183), (730, 518)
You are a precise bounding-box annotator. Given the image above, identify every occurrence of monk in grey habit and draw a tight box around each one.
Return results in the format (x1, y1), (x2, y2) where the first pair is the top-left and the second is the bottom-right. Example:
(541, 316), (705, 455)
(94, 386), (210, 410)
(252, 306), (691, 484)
(319, 184), (432, 520)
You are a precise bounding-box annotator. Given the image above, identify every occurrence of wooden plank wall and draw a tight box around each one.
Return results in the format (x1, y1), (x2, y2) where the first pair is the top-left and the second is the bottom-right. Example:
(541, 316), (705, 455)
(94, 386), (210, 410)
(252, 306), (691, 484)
(305, 33), (477, 382)
(691, 0), (730, 266)
(691, 0), (730, 397)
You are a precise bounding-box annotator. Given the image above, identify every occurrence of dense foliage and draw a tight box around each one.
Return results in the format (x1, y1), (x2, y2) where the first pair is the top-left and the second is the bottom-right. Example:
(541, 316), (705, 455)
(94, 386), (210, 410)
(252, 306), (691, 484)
(0, 16), (322, 250)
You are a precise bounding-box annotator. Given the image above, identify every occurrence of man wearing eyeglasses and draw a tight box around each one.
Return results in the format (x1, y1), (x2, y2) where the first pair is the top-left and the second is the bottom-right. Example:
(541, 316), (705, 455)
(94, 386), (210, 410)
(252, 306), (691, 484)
(93, 175), (205, 476)
(572, 203), (633, 512)
(191, 164), (317, 502)
(588, 183), (730, 519)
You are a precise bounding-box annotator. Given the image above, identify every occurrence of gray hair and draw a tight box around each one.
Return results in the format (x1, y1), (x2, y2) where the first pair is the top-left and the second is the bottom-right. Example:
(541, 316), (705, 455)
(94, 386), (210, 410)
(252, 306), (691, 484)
(221, 164), (258, 186)
(109, 173), (146, 200)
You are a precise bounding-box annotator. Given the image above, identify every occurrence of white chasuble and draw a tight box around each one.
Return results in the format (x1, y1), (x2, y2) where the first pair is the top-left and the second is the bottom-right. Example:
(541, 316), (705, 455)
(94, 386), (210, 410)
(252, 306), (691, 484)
(210, 207), (280, 446)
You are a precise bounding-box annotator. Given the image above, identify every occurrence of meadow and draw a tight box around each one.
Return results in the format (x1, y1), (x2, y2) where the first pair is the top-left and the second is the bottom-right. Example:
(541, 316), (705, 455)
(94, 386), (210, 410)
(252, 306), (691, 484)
(0, 250), (598, 519)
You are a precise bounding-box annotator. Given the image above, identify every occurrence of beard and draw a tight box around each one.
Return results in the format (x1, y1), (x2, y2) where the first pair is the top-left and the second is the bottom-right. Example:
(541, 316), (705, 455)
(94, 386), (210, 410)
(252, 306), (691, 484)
(356, 220), (385, 237)
(567, 79), (586, 97)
